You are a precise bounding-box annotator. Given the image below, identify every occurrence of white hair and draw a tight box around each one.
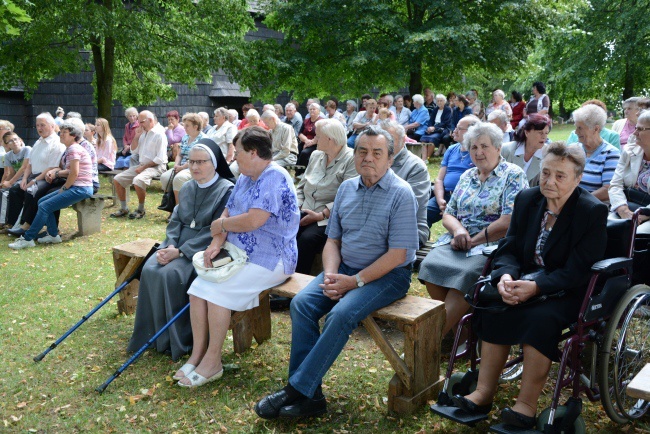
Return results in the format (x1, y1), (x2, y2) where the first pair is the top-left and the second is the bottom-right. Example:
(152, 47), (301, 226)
(435, 94), (447, 104)
(493, 89), (505, 100)
(125, 107), (138, 117)
(487, 109), (508, 126)
(385, 95), (394, 104)
(261, 109), (279, 122)
(412, 94), (424, 105)
(227, 109), (239, 121)
(198, 111), (209, 122)
(285, 103), (296, 111)
(36, 112), (56, 126)
(573, 104), (607, 129)
(316, 118), (347, 148)
(308, 103), (321, 111)
(246, 108), (260, 121)
(463, 122), (504, 151)
(346, 100), (357, 109)
(379, 119), (406, 144)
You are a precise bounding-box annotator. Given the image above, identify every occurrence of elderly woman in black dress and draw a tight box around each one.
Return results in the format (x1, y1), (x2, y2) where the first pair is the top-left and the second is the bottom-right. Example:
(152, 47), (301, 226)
(451, 142), (608, 429)
(127, 138), (234, 361)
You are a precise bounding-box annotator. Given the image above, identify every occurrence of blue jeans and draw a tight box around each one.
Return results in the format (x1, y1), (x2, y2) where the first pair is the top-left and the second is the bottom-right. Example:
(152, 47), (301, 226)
(346, 134), (358, 148)
(288, 262), (411, 398)
(24, 186), (93, 241)
(427, 190), (451, 227)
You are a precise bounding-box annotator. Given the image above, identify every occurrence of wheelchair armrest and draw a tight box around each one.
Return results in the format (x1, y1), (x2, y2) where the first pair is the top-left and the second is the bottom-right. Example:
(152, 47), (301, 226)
(482, 245), (498, 258)
(590, 257), (633, 272)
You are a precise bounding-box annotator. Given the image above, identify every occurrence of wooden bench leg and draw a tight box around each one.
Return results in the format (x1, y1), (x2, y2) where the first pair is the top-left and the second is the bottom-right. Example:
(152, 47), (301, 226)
(387, 309), (445, 414)
(231, 310), (254, 354)
(253, 291), (272, 344)
(72, 198), (105, 236)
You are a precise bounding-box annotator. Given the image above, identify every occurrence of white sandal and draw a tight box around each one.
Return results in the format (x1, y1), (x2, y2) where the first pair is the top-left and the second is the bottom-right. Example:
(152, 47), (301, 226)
(177, 369), (223, 388)
(172, 363), (196, 381)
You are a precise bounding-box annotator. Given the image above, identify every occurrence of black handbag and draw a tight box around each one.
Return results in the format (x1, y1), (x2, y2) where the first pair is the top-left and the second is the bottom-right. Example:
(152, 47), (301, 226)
(624, 187), (650, 211)
(157, 171), (176, 212)
(476, 269), (551, 303)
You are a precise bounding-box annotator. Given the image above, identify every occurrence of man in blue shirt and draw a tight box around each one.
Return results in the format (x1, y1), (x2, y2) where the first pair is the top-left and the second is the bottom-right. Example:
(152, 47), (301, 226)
(255, 126), (419, 419)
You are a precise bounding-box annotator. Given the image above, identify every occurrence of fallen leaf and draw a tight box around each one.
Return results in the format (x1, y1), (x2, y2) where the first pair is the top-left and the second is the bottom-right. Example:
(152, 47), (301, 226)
(16, 402), (27, 409)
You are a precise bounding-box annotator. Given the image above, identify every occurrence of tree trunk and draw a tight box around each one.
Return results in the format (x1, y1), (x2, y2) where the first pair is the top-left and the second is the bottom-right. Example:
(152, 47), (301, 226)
(91, 0), (115, 120)
(622, 59), (634, 100)
(409, 63), (422, 97)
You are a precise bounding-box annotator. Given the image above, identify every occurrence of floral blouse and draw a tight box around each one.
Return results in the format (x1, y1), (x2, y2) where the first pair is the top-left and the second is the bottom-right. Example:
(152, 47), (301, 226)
(178, 132), (205, 165)
(225, 163), (300, 274)
(434, 159), (529, 246)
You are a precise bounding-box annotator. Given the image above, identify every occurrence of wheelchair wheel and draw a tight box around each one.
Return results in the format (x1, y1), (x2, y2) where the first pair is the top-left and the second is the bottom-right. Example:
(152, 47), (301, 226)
(536, 406), (586, 433)
(448, 371), (478, 396)
(598, 284), (650, 424)
(477, 340), (524, 383)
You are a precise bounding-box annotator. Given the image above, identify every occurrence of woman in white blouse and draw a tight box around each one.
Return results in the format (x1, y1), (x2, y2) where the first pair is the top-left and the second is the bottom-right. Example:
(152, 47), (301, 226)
(393, 95), (412, 126)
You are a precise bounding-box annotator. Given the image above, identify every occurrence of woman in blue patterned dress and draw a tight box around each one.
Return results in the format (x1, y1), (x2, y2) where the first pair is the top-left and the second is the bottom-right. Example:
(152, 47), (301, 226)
(176, 126), (300, 387)
(418, 122), (528, 338)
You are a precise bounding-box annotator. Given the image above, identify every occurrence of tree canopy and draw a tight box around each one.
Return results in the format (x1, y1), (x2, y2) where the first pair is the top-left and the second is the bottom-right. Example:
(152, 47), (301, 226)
(0, 0), (255, 118)
(249, 0), (556, 100)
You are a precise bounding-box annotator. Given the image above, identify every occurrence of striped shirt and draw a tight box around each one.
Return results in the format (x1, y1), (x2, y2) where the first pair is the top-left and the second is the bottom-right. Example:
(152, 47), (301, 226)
(326, 169), (419, 269)
(576, 141), (620, 192)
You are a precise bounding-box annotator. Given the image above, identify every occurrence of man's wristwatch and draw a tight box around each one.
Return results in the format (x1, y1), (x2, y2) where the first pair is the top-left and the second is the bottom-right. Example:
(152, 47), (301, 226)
(178, 251), (184, 258)
(355, 274), (365, 288)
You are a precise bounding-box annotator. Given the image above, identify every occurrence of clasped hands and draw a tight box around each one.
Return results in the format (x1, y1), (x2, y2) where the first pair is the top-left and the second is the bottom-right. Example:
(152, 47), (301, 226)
(497, 274), (540, 305)
(157, 245), (180, 265)
(319, 273), (356, 301)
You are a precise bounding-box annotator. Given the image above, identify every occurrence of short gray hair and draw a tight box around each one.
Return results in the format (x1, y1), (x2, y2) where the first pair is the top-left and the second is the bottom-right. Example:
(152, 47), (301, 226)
(198, 111), (209, 122)
(346, 100), (357, 109)
(308, 103), (321, 111)
(67, 117), (85, 134)
(316, 118), (347, 148)
(36, 112), (56, 126)
(66, 111), (82, 120)
(487, 109), (508, 126)
(623, 97), (641, 110)
(125, 107), (138, 117)
(379, 119), (405, 146)
(463, 121), (504, 151)
(493, 89), (505, 100)
(285, 102), (296, 111)
(435, 94), (447, 104)
(227, 109), (239, 121)
(542, 141), (586, 177)
(573, 104), (607, 129)
(412, 94), (424, 105)
(466, 90), (477, 100)
(355, 124), (395, 156)
(638, 109), (650, 126)
(385, 94), (394, 104)
(213, 107), (229, 118)
(60, 120), (84, 140)
(261, 109), (279, 122)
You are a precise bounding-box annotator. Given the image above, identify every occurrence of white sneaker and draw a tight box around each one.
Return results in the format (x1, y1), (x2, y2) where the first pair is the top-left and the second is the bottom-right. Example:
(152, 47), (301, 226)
(9, 236), (36, 250)
(37, 234), (62, 244)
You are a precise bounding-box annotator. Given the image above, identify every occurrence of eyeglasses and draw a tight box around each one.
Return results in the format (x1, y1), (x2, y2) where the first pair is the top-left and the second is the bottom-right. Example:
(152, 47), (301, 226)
(634, 126), (650, 132)
(188, 159), (211, 166)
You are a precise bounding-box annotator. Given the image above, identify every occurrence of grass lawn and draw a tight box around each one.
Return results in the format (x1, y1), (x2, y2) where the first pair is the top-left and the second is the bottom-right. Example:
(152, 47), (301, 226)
(0, 149), (647, 433)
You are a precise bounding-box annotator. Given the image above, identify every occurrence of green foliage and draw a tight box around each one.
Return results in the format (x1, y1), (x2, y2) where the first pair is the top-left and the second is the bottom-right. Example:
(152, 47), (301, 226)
(248, 0), (555, 100)
(513, 0), (650, 114)
(0, 0), (254, 116)
(0, 0), (31, 36)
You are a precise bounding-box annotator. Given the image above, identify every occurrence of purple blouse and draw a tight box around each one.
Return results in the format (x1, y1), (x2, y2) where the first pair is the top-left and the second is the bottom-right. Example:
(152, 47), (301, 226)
(225, 163), (300, 274)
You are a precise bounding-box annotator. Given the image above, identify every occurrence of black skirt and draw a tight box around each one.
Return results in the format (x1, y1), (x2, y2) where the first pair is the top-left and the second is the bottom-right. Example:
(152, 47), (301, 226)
(473, 293), (583, 362)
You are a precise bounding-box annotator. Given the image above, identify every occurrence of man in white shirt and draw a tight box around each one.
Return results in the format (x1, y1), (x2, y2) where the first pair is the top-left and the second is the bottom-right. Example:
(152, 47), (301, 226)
(6, 113), (64, 234)
(111, 110), (168, 219)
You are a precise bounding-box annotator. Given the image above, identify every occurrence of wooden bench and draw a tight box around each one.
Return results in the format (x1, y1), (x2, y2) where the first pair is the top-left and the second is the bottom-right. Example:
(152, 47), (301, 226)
(70, 194), (106, 237)
(267, 273), (445, 415)
(406, 142), (424, 158)
(627, 363), (650, 401)
(100, 170), (161, 207)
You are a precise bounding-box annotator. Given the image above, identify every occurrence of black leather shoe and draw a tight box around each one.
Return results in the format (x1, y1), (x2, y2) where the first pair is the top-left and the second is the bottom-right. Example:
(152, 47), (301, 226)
(7, 227), (25, 237)
(501, 407), (536, 429)
(278, 395), (327, 418)
(451, 395), (492, 415)
(255, 389), (296, 419)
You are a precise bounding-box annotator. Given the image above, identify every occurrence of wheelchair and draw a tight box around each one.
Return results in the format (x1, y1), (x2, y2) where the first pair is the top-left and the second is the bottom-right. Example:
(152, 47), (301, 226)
(431, 208), (650, 433)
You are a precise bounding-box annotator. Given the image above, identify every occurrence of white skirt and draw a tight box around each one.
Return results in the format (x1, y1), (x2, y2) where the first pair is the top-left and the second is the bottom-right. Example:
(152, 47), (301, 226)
(187, 260), (289, 311)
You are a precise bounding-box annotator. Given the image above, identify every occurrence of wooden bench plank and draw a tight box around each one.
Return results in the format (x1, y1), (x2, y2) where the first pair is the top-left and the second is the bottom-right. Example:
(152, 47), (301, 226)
(627, 363), (650, 401)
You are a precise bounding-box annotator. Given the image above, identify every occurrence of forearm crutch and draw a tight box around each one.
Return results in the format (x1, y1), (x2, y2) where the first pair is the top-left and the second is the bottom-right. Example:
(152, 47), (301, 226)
(33, 243), (160, 362)
(96, 302), (190, 393)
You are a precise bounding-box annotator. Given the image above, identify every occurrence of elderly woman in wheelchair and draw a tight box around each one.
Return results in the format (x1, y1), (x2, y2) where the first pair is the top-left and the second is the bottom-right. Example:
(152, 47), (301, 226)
(436, 141), (611, 429)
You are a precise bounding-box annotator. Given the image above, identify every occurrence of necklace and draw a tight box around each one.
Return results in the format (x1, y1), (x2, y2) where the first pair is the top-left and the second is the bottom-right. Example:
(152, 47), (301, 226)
(190, 186), (211, 228)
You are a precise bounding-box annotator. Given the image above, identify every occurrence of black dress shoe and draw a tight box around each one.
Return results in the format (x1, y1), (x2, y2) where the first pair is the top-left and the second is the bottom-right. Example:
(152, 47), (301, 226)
(255, 389), (296, 419)
(7, 227), (25, 237)
(501, 407), (536, 429)
(451, 395), (492, 415)
(278, 395), (327, 418)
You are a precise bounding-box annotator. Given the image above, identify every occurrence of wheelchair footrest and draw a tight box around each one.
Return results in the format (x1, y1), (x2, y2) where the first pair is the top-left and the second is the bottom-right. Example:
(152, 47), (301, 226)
(430, 403), (488, 426)
(489, 423), (540, 433)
